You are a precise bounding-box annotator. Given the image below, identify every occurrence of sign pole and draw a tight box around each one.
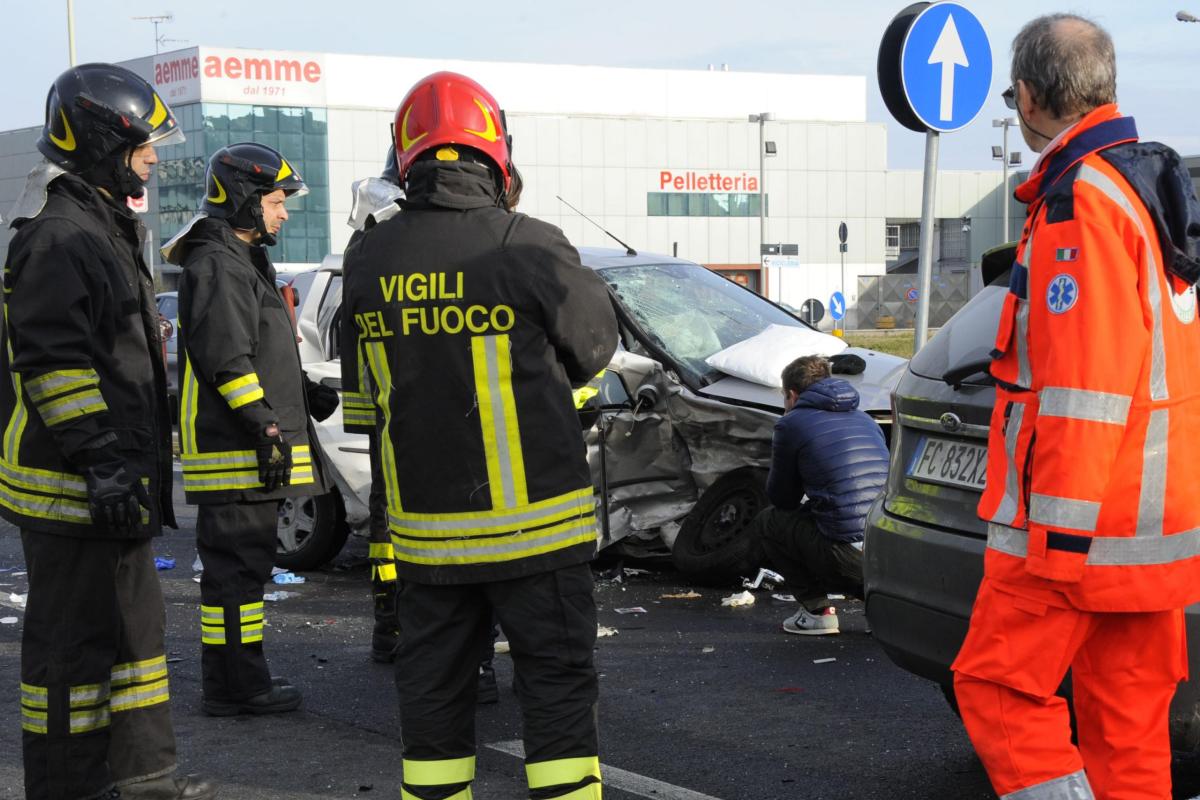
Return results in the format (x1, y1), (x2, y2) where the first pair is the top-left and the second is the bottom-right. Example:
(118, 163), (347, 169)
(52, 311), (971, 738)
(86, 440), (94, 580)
(914, 130), (939, 354)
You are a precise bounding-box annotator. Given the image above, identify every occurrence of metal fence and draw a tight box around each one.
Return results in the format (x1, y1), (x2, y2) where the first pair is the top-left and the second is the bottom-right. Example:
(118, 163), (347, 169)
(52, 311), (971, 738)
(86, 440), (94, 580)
(855, 273), (971, 329)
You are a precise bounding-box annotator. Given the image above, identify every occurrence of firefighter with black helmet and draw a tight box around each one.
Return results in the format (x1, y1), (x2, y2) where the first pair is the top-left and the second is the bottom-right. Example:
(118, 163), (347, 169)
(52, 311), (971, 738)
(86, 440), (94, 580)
(3, 63), (215, 800)
(162, 142), (338, 716)
(341, 71), (617, 800)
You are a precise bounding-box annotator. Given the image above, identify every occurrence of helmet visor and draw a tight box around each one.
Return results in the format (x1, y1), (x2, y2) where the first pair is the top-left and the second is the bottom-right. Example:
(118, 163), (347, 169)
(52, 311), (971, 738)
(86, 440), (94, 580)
(146, 126), (185, 149)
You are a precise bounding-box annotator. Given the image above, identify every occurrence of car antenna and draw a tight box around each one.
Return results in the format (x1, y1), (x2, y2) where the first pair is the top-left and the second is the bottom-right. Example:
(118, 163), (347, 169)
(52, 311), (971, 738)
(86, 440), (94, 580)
(556, 195), (637, 256)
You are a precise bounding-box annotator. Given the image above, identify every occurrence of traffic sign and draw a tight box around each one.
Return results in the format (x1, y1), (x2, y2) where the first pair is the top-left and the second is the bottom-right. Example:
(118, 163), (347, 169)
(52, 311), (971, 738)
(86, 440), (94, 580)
(800, 298), (825, 325)
(900, 3), (992, 132)
(906, 287), (919, 303)
(829, 291), (846, 321)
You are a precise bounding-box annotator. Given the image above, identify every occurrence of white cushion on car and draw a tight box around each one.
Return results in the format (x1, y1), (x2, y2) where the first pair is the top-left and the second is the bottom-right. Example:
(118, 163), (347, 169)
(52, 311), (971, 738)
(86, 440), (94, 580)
(704, 323), (848, 388)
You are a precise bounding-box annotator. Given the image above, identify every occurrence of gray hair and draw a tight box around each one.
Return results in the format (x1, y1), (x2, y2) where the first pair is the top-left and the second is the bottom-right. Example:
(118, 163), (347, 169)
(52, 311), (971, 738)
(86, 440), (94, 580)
(1011, 14), (1116, 118)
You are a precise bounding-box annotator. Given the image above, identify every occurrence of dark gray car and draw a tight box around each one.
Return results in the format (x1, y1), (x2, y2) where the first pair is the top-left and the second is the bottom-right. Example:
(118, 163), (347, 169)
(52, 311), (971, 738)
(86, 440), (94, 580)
(863, 245), (1200, 750)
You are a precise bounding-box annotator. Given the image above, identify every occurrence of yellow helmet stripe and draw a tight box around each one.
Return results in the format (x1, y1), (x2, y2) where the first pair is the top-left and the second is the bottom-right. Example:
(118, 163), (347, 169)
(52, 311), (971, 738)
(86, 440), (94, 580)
(276, 158), (293, 183)
(49, 109), (77, 152)
(464, 98), (498, 143)
(147, 94), (169, 128)
(399, 105), (427, 152)
(206, 175), (228, 204)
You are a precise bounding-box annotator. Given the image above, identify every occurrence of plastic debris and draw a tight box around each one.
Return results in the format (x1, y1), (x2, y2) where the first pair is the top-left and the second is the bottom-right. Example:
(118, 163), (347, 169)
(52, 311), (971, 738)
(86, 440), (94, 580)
(9, 592), (27, 608)
(154, 557), (175, 570)
(614, 607), (647, 614)
(494, 640), (510, 654)
(270, 566), (289, 576)
(166, 657), (184, 664)
(828, 594), (846, 600)
(264, 591), (298, 602)
(192, 556), (203, 572)
(721, 590), (756, 608)
(1, 616), (17, 624)
(743, 568), (785, 590)
(13, 571), (26, 577)
(813, 658), (837, 665)
(192, 575), (201, 584)
(597, 625), (618, 638)
(701, 646), (715, 654)
(272, 572), (305, 584)
(660, 591), (701, 600)
(622, 567), (651, 577)
(772, 594), (797, 603)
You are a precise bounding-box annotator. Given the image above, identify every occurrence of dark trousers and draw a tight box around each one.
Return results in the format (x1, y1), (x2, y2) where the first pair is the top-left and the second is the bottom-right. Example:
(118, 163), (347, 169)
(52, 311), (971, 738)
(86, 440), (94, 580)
(395, 563), (601, 800)
(196, 500), (278, 702)
(21, 531), (176, 800)
(753, 506), (863, 609)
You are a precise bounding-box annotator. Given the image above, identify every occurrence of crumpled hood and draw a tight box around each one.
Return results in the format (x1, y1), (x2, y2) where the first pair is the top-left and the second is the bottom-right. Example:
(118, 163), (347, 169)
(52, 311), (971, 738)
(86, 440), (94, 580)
(348, 176), (404, 231)
(4, 160), (69, 227)
(1099, 143), (1200, 286)
(160, 212), (209, 265)
(402, 161), (501, 211)
(794, 377), (860, 412)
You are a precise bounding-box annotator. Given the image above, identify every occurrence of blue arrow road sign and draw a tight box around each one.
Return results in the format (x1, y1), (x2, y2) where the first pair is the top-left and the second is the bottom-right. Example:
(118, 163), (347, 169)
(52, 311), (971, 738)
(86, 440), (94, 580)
(900, 3), (992, 132)
(829, 291), (846, 321)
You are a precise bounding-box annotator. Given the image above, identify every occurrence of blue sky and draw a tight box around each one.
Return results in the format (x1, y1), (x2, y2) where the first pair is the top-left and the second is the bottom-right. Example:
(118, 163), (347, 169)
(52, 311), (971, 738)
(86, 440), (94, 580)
(7, 1), (1197, 171)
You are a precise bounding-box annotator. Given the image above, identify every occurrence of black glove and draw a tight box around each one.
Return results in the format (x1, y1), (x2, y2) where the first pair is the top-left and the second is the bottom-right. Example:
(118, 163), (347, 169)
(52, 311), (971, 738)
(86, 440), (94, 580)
(305, 377), (340, 422)
(83, 461), (151, 534)
(257, 423), (293, 492)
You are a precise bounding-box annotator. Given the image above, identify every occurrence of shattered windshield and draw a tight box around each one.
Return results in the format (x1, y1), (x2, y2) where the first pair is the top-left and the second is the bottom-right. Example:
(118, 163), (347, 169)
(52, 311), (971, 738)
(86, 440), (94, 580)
(598, 262), (803, 383)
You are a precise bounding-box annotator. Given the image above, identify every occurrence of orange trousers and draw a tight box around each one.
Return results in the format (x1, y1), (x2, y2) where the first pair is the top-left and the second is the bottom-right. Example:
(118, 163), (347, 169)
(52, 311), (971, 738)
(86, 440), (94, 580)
(951, 577), (1187, 800)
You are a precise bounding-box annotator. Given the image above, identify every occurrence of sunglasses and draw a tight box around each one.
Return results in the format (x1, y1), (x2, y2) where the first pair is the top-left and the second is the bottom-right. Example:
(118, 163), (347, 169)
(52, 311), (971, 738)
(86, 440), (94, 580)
(1002, 85), (1017, 110)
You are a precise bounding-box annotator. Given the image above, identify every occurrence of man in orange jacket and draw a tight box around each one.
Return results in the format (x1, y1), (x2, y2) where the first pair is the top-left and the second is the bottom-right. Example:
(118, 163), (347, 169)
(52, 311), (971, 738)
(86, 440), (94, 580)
(952, 13), (1200, 800)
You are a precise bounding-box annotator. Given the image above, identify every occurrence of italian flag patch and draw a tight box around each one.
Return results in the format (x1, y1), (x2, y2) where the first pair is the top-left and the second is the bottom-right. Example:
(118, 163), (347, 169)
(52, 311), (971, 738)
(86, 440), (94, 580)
(1056, 247), (1079, 261)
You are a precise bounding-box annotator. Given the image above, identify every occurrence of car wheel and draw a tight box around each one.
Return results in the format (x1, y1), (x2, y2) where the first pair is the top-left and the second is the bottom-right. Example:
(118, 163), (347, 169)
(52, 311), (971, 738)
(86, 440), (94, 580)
(671, 469), (767, 584)
(275, 491), (349, 571)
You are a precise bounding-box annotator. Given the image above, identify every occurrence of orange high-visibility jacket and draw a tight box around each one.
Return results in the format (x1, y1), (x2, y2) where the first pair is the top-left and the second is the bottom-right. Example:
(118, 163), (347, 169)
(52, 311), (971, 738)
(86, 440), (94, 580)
(978, 104), (1200, 612)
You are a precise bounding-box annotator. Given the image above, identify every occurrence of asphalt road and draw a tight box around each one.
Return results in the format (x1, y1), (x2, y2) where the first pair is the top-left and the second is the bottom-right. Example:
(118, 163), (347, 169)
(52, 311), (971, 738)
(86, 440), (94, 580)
(3, 486), (1200, 799)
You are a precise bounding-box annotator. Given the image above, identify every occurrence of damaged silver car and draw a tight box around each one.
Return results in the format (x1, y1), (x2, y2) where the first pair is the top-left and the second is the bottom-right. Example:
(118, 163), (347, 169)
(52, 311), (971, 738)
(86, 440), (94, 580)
(284, 248), (907, 579)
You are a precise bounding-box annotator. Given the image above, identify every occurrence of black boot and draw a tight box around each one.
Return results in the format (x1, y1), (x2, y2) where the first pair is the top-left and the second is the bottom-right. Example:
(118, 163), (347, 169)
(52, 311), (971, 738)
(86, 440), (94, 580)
(477, 663), (499, 704)
(202, 683), (302, 716)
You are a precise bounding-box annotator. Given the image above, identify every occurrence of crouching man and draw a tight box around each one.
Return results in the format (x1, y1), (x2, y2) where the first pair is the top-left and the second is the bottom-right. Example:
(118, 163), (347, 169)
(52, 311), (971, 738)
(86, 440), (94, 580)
(750, 355), (889, 635)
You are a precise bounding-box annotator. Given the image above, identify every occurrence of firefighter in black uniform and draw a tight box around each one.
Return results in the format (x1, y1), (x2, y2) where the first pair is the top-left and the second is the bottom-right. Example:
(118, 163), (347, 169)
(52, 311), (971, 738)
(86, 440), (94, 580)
(161, 143), (338, 716)
(341, 72), (617, 800)
(3, 64), (216, 800)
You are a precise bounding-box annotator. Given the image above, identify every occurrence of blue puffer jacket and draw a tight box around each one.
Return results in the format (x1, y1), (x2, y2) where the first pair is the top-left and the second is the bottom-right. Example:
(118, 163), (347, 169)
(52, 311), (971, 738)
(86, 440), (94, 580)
(765, 377), (889, 542)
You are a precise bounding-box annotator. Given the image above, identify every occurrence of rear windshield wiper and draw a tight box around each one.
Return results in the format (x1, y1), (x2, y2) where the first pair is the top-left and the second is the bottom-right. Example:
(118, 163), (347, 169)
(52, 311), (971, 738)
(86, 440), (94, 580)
(942, 358), (996, 389)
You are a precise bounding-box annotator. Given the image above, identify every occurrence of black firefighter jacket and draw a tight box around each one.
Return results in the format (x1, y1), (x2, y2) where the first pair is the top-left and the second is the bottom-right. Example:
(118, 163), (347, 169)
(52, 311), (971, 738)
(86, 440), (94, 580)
(340, 162), (618, 584)
(172, 217), (326, 504)
(0, 173), (175, 537)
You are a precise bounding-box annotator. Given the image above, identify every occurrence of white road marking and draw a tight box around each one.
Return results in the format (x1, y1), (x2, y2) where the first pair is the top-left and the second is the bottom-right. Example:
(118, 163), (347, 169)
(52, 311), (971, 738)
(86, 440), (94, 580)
(486, 740), (726, 800)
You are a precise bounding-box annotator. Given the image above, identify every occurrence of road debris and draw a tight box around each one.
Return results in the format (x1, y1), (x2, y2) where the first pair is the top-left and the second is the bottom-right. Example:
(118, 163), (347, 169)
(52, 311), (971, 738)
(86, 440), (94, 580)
(270, 566), (289, 576)
(192, 556), (203, 572)
(623, 567), (651, 577)
(264, 591), (298, 602)
(702, 646), (715, 653)
(660, 591), (701, 600)
(494, 641), (510, 654)
(772, 594), (797, 603)
(272, 572), (306, 584)
(154, 556), (175, 570)
(743, 568), (785, 590)
(597, 625), (618, 637)
(1, 616), (17, 624)
(614, 607), (647, 614)
(813, 658), (837, 665)
(9, 592), (27, 609)
(721, 590), (756, 608)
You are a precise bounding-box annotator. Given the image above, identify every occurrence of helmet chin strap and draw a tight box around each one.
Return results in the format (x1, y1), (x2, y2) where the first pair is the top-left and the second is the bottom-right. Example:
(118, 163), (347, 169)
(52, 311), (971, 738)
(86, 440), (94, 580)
(249, 202), (277, 247)
(83, 147), (146, 201)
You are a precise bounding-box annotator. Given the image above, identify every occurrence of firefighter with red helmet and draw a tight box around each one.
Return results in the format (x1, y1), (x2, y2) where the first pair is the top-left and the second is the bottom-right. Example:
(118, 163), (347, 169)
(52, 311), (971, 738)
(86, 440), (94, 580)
(3, 63), (215, 800)
(341, 72), (617, 800)
(162, 143), (338, 717)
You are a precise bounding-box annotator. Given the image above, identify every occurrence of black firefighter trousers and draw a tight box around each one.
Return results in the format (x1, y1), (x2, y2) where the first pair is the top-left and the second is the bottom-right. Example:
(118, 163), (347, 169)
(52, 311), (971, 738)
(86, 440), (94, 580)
(395, 563), (601, 800)
(20, 531), (177, 800)
(196, 500), (278, 702)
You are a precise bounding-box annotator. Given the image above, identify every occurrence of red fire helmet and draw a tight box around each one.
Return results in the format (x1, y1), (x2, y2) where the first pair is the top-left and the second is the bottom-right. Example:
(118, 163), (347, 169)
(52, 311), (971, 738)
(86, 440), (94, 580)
(393, 71), (512, 190)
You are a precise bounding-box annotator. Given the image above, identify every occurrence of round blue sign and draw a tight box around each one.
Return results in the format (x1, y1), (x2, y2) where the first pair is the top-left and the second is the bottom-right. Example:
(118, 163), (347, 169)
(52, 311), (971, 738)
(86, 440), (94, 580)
(900, 3), (992, 133)
(905, 287), (919, 303)
(829, 291), (846, 321)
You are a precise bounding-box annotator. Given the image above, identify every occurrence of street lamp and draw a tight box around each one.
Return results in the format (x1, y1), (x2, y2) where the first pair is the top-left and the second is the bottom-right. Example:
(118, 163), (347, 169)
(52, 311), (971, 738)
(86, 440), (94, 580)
(992, 117), (1020, 242)
(748, 112), (774, 272)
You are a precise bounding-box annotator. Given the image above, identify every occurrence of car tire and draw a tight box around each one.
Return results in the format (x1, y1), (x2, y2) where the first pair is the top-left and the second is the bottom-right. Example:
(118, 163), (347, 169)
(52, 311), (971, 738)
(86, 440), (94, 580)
(671, 469), (767, 584)
(275, 491), (349, 571)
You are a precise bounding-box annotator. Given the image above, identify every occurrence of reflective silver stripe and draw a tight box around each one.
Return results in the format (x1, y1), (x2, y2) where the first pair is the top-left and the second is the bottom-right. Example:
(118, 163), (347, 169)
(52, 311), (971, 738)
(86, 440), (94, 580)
(0, 482), (92, 521)
(38, 391), (107, 425)
(1038, 387), (1131, 426)
(21, 706), (48, 733)
(392, 519), (596, 561)
(0, 458), (88, 496)
(992, 403), (1025, 526)
(200, 608), (223, 624)
(1029, 493), (1101, 532)
(1001, 769), (1094, 800)
(1076, 164), (1168, 401)
(25, 370), (99, 402)
(69, 707), (111, 733)
(221, 381), (262, 407)
(110, 656), (168, 686)
(182, 453), (258, 468)
(989, 522), (1200, 566)
(392, 490), (593, 533)
(110, 678), (169, 712)
(1137, 408), (1169, 537)
(240, 603), (264, 620)
(69, 682), (110, 706)
(483, 335), (517, 509)
(20, 683), (48, 708)
(1015, 232), (1034, 388)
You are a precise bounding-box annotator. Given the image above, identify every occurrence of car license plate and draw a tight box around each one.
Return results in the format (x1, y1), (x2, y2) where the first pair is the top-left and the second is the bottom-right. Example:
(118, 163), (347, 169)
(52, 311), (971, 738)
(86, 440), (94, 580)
(907, 436), (988, 491)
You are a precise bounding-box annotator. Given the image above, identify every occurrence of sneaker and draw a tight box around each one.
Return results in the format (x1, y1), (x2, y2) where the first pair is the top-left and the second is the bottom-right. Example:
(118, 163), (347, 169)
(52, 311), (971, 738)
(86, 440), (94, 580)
(202, 683), (302, 716)
(783, 607), (840, 636)
(477, 664), (499, 705)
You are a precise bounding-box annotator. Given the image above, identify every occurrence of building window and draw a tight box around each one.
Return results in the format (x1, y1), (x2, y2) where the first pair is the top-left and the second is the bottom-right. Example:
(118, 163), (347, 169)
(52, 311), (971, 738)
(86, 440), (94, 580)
(885, 224), (900, 257)
(646, 192), (767, 217)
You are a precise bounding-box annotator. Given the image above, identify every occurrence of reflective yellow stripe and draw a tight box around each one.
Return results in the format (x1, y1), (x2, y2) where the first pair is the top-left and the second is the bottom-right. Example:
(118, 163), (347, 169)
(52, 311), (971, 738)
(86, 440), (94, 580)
(402, 789), (471, 800)
(368, 542), (394, 559)
(37, 389), (107, 426)
(470, 335), (528, 509)
(376, 563), (397, 582)
(241, 624), (264, 643)
(69, 707), (111, 733)
(110, 677), (169, 712)
(22, 707), (48, 734)
(4, 373), (29, 465)
(392, 516), (597, 566)
(0, 480), (92, 523)
(202, 627), (227, 645)
(217, 372), (265, 410)
(69, 682), (110, 707)
(25, 369), (99, 403)
(0, 456), (88, 498)
(21, 682), (48, 708)
(181, 352), (199, 455)
(200, 605), (224, 624)
(391, 488), (594, 538)
(182, 445), (312, 467)
(402, 756), (476, 785)
(217, 373), (260, 396)
(526, 756), (601, 789)
(364, 342), (403, 514)
(240, 601), (264, 620)
(183, 467), (315, 492)
(111, 655), (168, 687)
